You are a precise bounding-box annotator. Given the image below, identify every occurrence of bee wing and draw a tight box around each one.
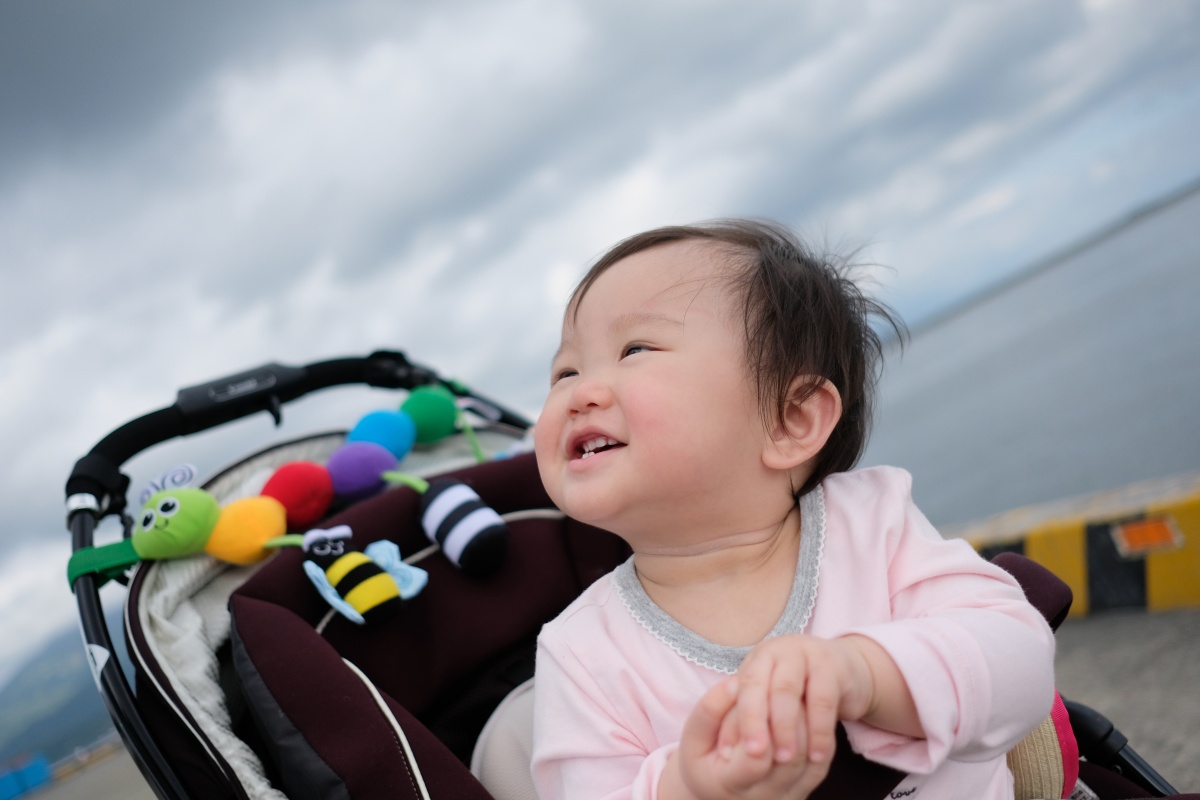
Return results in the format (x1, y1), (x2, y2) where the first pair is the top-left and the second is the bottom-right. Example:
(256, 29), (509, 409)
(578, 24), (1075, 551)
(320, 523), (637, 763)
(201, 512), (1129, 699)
(303, 559), (366, 625)
(364, 540), (429, 600)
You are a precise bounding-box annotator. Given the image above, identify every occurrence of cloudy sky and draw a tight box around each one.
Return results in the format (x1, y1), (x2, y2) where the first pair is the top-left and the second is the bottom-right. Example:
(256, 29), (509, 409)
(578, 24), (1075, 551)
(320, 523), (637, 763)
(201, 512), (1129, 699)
(2, 0), (1199, 687)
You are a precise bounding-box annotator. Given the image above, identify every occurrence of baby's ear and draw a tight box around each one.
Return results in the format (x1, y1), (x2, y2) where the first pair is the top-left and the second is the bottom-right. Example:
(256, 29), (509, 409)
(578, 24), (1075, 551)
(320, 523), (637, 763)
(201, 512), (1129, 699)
(762, 378), (842, 472)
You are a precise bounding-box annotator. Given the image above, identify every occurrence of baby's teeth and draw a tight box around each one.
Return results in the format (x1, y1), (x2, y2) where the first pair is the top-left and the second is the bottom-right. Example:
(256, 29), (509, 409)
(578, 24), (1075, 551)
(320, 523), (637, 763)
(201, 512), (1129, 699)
(579, 436), (617, 457)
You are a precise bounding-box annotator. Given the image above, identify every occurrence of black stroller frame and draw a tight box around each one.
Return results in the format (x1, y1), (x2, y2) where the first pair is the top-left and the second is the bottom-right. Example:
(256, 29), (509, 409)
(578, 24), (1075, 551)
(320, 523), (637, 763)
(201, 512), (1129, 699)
(65, 350), (1190, 799)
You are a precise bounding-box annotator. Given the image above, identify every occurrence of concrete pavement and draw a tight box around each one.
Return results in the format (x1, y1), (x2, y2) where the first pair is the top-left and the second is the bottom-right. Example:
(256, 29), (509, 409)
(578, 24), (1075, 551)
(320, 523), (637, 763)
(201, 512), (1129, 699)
(1055, 606), (1200, 793)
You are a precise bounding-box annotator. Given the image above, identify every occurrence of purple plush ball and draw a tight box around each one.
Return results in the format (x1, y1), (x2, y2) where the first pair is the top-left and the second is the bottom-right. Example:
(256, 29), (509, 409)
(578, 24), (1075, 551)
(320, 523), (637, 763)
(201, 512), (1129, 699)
(326, 441), (398, 502)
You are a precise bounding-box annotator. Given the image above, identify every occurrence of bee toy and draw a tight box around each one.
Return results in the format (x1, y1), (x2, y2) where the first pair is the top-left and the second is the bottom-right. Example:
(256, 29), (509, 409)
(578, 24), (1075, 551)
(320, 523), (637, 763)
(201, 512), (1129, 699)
(293, 525), (428, 626)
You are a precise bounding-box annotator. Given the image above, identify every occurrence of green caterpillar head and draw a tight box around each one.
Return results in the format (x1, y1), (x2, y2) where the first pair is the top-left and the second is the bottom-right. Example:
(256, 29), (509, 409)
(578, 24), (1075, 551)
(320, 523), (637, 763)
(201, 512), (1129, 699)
(132, 488), (221, 560)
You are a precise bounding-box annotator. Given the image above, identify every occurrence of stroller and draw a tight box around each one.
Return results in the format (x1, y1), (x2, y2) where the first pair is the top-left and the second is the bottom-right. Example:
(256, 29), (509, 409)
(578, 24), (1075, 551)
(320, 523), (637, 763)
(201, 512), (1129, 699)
(65, 351), (1192, 800)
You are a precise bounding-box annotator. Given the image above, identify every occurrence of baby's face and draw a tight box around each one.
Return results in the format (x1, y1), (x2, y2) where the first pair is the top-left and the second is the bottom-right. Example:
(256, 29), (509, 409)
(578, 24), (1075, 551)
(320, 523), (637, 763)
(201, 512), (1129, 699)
(534, 241), (773, 544)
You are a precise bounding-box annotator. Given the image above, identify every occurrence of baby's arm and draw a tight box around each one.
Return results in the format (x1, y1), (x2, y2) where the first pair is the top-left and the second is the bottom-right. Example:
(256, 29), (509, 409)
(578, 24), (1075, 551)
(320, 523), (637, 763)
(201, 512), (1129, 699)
(843, 587), (1055, 771)
(820, 467), (1057, 773)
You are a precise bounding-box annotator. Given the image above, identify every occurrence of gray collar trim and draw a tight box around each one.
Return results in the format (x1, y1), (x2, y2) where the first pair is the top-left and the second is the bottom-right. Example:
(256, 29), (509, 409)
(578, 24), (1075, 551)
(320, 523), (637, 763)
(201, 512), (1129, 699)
(613, 486), (826, 675)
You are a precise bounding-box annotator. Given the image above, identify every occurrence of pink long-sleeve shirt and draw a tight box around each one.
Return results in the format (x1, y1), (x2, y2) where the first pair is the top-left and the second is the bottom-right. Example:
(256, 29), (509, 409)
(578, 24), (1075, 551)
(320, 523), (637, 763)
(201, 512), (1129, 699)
(531, 466), (1056, 800)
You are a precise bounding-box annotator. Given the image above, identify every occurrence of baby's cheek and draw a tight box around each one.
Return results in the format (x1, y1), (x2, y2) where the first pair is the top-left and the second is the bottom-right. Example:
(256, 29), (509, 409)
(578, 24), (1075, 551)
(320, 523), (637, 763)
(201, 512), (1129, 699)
(532, 425), (552, 468)
(531, 422), (562, 489)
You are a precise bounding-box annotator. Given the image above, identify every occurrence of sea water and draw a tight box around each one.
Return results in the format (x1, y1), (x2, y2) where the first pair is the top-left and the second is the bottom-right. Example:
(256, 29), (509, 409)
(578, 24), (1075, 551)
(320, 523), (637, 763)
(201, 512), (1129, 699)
(861, 187), (1200, 531)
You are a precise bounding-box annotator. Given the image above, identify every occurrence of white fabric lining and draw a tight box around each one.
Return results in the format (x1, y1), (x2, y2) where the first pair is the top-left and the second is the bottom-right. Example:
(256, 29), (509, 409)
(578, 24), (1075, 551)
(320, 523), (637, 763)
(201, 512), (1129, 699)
(470, 678), (537, 800)
(138, 557), (288, 800)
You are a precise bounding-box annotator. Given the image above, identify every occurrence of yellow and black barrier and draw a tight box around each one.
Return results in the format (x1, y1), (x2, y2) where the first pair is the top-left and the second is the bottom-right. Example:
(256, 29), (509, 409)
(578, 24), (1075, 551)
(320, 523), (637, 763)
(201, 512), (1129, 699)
(950, 472), (1200, 617)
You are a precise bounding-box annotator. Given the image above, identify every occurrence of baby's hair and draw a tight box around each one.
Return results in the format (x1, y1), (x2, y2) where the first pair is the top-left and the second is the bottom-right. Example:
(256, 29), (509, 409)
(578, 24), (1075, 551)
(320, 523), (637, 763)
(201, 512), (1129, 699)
(569, 219), (906, 495)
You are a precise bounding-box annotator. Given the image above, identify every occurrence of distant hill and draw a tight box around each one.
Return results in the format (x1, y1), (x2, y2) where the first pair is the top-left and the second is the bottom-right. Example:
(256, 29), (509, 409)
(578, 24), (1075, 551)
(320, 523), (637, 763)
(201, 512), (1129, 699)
(0, 608), (125, 764)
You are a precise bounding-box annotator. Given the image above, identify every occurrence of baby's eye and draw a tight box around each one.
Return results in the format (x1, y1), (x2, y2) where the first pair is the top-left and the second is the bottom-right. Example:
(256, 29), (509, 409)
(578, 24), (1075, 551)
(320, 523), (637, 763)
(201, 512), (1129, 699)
(621, 343), (652, 358)
(551, 367), (577, 386)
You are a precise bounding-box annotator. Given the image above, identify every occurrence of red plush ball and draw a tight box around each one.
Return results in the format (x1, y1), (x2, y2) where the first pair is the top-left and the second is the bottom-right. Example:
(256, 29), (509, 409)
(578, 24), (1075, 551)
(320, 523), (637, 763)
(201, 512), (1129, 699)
(261, 461), (335, 530)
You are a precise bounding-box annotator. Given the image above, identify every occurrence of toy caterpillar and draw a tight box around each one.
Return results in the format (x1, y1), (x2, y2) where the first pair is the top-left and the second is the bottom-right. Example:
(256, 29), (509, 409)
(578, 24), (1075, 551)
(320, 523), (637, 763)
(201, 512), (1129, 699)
(67, 384), (511, 624)
(67, 487), (290, 587)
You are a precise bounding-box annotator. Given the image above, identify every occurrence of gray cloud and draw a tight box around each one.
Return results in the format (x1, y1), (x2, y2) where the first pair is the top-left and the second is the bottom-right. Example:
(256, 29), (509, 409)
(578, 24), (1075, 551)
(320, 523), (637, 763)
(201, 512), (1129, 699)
(1, 2), (277, 180)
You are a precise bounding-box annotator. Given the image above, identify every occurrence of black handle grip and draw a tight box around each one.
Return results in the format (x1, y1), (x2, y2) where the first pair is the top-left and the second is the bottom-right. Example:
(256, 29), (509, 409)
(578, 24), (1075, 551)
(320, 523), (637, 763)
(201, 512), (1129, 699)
(1064, 699), (1178, 796)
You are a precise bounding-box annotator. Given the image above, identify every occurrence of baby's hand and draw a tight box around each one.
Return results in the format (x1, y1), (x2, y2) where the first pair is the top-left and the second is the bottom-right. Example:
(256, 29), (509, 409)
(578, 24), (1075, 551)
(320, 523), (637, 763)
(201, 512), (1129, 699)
(666, 636), (915, 799)
(668, 677), (826, 800)
(722, 635), (876, 771)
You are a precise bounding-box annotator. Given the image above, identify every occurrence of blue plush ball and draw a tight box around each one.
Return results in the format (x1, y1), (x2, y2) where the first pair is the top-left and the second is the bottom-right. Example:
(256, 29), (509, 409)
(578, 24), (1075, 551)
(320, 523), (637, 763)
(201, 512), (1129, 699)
(347, 410), (418, 459)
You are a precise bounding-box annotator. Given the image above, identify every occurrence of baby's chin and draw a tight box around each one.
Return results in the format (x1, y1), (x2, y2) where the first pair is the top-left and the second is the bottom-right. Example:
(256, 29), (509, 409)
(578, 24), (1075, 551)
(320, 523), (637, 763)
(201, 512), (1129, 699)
(553, 497), (620, 529)
(548, 494), (640, 541)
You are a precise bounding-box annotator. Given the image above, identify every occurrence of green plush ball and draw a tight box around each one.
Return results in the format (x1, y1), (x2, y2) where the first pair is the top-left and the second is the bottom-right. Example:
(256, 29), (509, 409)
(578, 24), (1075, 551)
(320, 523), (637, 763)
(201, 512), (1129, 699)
(132, 488), (221, 560)
(401, 385), (459, 444)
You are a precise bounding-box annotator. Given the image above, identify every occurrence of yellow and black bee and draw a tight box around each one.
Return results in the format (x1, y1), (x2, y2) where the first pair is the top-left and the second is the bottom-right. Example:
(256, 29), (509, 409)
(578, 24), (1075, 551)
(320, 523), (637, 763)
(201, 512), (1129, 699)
(302, 525), (428, 625)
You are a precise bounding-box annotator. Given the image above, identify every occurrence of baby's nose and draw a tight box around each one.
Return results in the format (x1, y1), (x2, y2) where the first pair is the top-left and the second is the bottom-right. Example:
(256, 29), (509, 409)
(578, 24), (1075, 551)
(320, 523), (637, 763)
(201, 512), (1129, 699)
(568, 375), (614, 413)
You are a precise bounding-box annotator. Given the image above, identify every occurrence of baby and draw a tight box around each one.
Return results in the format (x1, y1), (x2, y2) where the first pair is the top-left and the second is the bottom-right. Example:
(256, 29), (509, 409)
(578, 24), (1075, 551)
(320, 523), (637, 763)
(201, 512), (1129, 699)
(530, 220), (1055, 799)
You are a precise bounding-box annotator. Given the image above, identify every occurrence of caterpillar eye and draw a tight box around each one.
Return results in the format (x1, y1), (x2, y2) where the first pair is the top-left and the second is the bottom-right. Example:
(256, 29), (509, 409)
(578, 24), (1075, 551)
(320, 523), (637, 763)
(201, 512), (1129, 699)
(141, 510), (157, 530)
(157, 497), (180, 517)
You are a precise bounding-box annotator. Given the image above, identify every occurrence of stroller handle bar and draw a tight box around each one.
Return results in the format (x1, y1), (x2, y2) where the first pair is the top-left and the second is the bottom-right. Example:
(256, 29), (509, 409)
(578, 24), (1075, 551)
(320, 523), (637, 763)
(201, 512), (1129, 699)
(65, 350), (531, 520)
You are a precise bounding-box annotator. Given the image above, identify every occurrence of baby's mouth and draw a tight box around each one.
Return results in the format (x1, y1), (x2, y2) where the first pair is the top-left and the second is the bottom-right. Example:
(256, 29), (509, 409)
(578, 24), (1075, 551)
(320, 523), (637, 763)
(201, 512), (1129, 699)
(575, 436), (625, 460)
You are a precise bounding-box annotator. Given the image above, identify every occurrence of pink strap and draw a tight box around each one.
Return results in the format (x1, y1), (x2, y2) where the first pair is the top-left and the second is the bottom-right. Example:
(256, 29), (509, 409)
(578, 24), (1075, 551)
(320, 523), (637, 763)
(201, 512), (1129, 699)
(1050, 690), (1079, 798)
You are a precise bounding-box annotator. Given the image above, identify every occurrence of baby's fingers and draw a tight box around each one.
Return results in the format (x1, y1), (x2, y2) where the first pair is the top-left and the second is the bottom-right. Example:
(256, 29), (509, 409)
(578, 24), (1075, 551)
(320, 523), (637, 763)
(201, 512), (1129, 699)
(716, 704), (740, 760)
(768, 668), (804, 763)
(734, 662), (772, 758)
(682, 677), (739, 758)
(802, 662), (840, 765)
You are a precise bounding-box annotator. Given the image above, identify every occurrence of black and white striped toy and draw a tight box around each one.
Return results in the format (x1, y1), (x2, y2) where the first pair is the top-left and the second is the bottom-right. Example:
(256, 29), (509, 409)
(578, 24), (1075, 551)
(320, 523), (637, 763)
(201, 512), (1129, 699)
(418, 478), (509, 579)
